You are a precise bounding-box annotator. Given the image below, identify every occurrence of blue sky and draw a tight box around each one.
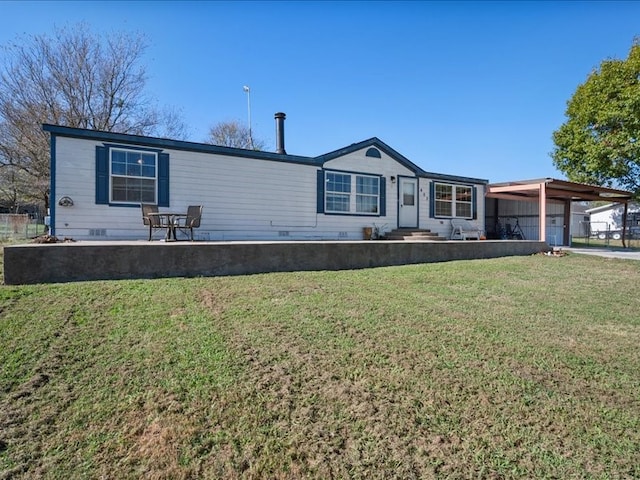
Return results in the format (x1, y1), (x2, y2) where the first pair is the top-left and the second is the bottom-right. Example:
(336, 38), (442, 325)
(1, 1), (639, 183)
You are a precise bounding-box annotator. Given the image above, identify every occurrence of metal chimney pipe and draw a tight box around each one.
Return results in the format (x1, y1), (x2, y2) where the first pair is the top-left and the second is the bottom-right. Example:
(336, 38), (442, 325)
(275, 112), (286, 154)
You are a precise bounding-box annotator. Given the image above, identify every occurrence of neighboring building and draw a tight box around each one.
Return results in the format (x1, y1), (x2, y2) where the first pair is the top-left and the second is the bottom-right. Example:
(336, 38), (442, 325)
(586, 202), (640, 239)
(568, 202), (589, 239)
(44, 115), (488, 241)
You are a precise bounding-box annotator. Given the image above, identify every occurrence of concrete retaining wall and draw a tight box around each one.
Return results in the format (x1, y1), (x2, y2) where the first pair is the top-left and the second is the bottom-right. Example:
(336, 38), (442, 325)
(3, 240), (549, 285)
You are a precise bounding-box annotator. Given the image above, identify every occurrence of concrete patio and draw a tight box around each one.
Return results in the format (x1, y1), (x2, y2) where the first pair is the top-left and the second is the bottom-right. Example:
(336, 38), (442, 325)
(4, 239), (549, 285)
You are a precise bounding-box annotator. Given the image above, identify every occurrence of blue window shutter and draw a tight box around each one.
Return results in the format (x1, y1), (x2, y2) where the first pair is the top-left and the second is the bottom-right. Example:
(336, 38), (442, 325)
(158, 153), (170, 207)
(472, 186), (478, 219)
(429, 181), (435, 218)
(317, 170), (325, 213)
(380, 177), (386, 216)
(95, 146), (109, 204)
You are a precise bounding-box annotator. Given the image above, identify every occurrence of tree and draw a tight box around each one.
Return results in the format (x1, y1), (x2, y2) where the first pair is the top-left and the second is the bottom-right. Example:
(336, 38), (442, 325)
(551, 39), (640, 197)
(0, 23), (186, 210)
(205, 120), (265, 150)
(0, 166), (31, 212)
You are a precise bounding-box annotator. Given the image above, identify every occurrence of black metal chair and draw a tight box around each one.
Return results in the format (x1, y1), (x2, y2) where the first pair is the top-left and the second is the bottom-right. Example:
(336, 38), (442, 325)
(141, 204), (164, 241)
(176, 205), (203, 241)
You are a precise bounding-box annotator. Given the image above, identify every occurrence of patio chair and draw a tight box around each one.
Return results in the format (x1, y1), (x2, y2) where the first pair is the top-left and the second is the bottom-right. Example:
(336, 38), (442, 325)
(141, 204), (164, 241)
(176, 205), (203, 241)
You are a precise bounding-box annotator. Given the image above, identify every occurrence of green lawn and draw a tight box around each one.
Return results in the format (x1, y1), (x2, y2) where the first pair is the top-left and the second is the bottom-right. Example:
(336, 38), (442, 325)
(1, 248), (639, 479)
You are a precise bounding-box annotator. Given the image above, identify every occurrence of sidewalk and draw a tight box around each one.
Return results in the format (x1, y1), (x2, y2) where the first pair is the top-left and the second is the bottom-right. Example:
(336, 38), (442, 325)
(564, 247), (640, 261)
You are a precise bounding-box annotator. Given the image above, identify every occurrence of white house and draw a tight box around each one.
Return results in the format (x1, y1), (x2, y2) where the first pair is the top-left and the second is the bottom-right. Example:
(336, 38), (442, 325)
(44, 114), (488, 241)
(587, 202), (640, 239)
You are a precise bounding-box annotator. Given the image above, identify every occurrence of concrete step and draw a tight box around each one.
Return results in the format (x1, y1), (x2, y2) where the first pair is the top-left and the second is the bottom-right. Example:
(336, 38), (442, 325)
(383, 229), (446, 241)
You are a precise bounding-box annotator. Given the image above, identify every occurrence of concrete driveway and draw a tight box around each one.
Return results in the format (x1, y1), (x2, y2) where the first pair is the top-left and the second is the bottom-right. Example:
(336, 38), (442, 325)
(565, 247), (640, 261)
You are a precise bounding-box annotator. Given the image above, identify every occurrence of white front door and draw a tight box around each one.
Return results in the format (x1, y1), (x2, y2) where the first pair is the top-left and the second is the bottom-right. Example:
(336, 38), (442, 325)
(398, 177), (418, 228)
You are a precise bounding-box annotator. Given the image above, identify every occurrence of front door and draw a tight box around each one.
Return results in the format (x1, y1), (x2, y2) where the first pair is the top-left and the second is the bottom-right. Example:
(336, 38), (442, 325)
(398, 177), (418, 228)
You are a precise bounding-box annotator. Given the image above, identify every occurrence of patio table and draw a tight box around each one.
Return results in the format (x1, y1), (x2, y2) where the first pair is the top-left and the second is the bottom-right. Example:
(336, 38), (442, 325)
(147, 212), (187, 241)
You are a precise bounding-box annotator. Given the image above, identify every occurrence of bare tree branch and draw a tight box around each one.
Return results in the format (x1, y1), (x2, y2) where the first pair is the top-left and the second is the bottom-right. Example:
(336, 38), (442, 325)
(205, 120), (266, 150)
(0, 22), (188, 209)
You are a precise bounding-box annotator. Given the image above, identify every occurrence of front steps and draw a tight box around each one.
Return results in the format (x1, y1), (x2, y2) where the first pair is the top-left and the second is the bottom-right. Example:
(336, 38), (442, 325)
(383, 228), (446, 241)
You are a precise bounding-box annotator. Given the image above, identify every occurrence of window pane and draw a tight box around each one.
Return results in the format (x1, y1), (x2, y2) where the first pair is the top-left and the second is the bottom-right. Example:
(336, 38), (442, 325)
(327, 193), (349, 212)
(403, 182), (415, 206)
(112, 162), (126, 175)
(435, 200), (452, 217)
(140, 179), (156, 203)
(455, 186), (472, 218)
(141, 166), (155, 178)
(127, 163), (142, 176)
(434, 183), (453, 216)
(327, 173), (351, 193)
(112, 150), (126, 163)
(435, 183), (452, 200)
(356, 195), (378, 213)
(355, 176), (380, 214)
(125, 177), (142, 202)
(457, 187), (472, 202)
(356, 176), (378, 195)
(112, 177), (128, 202)
(456, 203), (471, 218)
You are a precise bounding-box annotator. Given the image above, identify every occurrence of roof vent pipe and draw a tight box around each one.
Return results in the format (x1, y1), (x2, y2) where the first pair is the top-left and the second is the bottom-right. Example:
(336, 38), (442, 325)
(275, 112), (286, 154)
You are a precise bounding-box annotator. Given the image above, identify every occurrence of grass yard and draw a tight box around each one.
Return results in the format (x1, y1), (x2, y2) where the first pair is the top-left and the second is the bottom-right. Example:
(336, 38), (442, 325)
(1, 247), (639, 479)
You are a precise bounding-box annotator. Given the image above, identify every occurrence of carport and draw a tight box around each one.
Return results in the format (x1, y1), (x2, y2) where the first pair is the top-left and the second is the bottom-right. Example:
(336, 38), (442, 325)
(486, 178), (634, 246)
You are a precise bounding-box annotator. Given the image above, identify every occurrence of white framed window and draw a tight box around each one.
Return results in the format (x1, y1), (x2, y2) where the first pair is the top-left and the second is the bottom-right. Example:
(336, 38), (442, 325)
(325, 171), (380, 215)
(326, 172), (351, 212)
(356, 175), (379, 213)
(434, 183), (473, 218)
(110, 148), (157, 204)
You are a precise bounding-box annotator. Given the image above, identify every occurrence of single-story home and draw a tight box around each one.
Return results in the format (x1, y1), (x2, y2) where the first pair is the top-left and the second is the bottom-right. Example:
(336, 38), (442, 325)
(44, 113), (489, 241)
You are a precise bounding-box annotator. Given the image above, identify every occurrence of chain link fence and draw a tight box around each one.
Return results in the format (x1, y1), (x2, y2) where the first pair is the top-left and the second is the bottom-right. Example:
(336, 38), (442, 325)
(0, 214), (46, 241)
(574, 220), (640, 248)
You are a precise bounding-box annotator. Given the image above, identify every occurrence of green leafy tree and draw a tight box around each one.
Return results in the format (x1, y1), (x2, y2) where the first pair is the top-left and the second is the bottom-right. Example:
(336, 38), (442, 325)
(552, 39), (640, 197)
(0, 23), (186, 210)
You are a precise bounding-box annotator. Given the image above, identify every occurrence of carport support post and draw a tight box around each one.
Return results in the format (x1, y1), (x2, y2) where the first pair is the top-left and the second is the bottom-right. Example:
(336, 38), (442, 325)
(622, 201), (628, 248)
(539, 182), (547, 242)
(563, 200), (572, 246)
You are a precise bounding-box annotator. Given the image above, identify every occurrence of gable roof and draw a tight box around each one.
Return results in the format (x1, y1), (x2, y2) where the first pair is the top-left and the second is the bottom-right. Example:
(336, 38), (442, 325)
(316, 137), (488, 184)
(316, 137), (423, 172)
(42, 124), (488, 184)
